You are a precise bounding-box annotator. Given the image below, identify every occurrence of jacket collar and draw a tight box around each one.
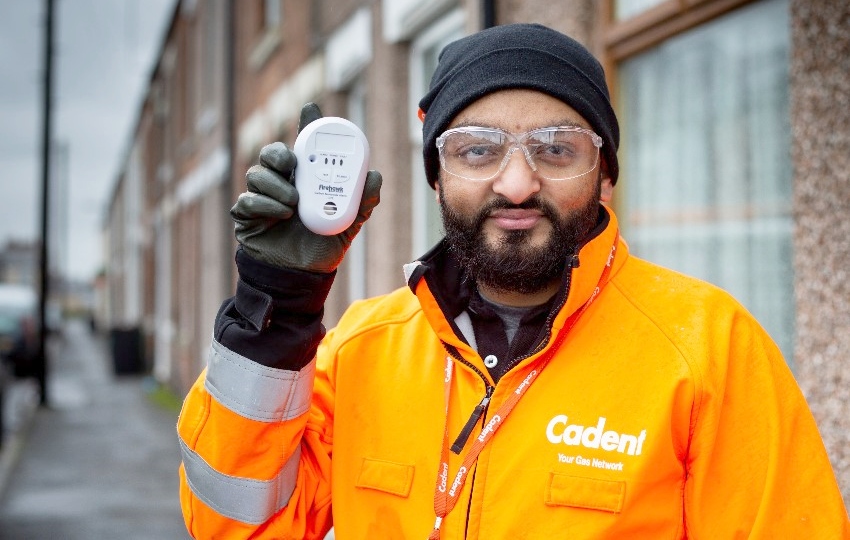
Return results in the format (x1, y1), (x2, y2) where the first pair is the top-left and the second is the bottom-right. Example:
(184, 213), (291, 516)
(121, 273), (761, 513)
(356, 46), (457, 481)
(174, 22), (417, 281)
(404, 205), (625, 356)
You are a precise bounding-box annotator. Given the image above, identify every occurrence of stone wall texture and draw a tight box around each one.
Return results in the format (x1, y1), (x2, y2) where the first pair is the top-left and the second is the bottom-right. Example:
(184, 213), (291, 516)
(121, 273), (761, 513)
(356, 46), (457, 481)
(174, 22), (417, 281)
(790, 0), (850, 507)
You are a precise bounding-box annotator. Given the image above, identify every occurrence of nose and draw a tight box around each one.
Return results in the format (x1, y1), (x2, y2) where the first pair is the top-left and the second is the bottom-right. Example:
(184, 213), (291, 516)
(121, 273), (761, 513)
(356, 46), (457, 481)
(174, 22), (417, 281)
(491, 146), (541, 204)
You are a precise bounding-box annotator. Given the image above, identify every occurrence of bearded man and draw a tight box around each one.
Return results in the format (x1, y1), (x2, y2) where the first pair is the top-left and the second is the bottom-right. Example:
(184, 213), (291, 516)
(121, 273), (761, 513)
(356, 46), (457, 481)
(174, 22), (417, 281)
(177, 23), (850, 540)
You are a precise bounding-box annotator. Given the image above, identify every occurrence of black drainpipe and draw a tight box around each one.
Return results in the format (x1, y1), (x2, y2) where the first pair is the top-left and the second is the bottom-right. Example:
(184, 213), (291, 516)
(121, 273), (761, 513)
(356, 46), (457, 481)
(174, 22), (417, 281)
(223, 0), (236, 290)
(482, 0), (496, 29)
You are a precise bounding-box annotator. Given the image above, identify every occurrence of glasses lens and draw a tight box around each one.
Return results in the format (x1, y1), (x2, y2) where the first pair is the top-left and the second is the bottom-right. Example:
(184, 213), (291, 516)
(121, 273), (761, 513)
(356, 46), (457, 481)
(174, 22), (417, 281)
(438, 127), (600, 181)
(523, 128), (600, 180)
(439, 130), (510, 181)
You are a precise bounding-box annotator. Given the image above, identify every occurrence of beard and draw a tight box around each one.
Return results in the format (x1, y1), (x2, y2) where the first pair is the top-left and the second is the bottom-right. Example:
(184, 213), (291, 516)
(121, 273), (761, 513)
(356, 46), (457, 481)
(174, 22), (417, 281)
(439, 182), (601, 296)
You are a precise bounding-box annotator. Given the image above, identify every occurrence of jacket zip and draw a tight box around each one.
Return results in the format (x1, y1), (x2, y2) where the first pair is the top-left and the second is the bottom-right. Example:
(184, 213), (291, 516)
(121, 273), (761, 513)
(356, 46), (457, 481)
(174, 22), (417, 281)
(440, 342), (492, 539)
(451, 386), (494, 453)
(441, 342), (494, 452)
(443, 256), (577, 538)
(440, 255), (576, 405)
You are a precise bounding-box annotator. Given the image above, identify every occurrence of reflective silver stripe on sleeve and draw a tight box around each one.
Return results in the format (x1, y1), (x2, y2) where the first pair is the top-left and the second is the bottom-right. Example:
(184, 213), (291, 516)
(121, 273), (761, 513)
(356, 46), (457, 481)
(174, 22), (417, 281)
(205, 339), (315, 422)
(179, 436), (301, 524)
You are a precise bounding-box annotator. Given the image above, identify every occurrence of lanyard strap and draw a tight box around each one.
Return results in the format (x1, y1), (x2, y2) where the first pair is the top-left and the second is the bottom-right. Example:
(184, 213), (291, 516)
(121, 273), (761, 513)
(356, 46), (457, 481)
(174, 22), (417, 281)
(428, 231), (619, 539)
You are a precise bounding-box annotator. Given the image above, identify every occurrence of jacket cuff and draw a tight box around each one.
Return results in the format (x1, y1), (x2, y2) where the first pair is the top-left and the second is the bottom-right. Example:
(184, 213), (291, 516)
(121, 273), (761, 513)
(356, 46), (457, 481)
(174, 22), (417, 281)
(213, 248), (336, 370)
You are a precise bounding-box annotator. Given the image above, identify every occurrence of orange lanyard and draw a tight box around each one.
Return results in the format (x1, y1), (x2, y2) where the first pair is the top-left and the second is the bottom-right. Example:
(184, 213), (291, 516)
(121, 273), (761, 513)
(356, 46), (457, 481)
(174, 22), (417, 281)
(428, 232), (619, 539)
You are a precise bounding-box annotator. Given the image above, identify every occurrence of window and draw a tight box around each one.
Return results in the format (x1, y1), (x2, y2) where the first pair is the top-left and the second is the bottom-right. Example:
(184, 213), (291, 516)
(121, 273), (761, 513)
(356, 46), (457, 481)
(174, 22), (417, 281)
(249, 0), (282, 69)
(615, 0), (794, 361)
(614, 0), (667, 21)
(345, 79), (368, 303)
(196, 0), (222, 135)
(323, 7), (373, 303)
(409, 9), (465, 257)
(262, 0), (281, 30)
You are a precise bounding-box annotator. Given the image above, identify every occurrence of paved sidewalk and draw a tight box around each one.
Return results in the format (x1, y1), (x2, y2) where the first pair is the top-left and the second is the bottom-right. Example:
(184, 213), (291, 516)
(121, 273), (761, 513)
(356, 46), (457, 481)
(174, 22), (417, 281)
(0, 319), (190, 539)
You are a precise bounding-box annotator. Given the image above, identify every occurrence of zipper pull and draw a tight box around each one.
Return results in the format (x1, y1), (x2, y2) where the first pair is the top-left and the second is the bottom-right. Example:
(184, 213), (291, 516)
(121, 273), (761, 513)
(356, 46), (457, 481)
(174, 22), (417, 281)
(450, 386), (494, 454)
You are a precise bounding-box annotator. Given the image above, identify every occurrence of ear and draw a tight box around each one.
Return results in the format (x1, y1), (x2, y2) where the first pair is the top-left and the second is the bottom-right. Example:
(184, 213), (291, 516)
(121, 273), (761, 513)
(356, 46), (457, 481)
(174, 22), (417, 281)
(599, 161), (614, 203)
(434, 179), (442, 204)
(600, 176), (614, 203)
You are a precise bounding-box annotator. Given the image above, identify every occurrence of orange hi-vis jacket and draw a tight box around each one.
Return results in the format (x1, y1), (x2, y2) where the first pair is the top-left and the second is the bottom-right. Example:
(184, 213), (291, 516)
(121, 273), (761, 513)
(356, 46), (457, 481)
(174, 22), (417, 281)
(178, 208), (850, 539)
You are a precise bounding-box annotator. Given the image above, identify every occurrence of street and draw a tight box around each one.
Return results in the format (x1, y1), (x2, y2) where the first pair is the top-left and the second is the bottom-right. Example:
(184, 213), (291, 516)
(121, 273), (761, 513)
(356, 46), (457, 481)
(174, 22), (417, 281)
(0, 319), (189, 539)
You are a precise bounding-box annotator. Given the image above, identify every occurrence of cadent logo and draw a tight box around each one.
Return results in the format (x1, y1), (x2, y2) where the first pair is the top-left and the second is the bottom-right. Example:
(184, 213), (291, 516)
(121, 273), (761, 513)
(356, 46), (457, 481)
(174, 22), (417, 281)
(437, 462), (448, 493)
(448, 466), (466, 497)
(477, 414), (501, 443)
(546, 415), (647, 456)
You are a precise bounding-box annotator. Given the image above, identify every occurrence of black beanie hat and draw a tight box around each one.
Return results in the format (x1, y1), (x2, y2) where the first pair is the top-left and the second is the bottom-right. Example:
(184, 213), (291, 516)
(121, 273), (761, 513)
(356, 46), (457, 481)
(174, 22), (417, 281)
(418, 23), (619, 188)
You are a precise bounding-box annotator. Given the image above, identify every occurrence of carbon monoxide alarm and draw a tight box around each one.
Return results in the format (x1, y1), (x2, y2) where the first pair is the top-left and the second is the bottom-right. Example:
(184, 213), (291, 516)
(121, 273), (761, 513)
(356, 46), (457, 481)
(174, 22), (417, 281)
(293, 117), (370, 235)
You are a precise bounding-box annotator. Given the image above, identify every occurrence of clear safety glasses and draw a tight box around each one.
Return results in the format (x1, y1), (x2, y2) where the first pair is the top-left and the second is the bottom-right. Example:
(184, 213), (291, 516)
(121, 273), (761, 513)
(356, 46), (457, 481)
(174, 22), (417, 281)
(436, 125), (603, 182)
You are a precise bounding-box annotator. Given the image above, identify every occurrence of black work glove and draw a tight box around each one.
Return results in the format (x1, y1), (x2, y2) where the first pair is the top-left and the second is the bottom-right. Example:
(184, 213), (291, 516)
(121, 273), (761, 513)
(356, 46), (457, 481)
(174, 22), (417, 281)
(230, 103), (382, 273)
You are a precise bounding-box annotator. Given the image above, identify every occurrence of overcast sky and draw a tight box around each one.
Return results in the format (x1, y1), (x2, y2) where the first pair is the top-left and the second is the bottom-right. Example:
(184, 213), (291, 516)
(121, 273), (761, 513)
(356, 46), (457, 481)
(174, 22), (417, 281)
(0, 0), (175, 281)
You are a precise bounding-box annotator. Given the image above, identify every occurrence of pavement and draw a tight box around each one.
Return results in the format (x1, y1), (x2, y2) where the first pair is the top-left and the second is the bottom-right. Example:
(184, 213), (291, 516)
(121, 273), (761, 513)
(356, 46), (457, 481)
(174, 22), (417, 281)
(0, 319), (190, 539)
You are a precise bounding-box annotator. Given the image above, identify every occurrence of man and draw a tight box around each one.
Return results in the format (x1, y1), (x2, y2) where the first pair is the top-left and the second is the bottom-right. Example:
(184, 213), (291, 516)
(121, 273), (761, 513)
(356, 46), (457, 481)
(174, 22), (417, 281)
(177, 24), (849, 539)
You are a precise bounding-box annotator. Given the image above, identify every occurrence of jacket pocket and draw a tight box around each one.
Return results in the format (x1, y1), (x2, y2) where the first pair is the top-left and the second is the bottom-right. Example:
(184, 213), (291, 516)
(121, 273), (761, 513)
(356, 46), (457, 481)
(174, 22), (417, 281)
(545, 472), (626, 513)
(355, 458), (415, 498)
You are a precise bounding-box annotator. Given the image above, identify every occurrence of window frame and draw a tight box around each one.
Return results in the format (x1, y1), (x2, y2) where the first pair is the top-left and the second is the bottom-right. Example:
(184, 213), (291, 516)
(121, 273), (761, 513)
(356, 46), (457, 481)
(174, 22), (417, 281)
(344, 77), (369, 304)
(408, 8), (466, 258)
(597, 0), (796, 363)
(602, 0), (758, 60)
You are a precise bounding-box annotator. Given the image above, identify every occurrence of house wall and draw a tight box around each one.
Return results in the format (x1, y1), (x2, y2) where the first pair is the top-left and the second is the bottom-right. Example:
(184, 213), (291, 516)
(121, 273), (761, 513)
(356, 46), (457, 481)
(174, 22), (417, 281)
(789, 0), (850, 504)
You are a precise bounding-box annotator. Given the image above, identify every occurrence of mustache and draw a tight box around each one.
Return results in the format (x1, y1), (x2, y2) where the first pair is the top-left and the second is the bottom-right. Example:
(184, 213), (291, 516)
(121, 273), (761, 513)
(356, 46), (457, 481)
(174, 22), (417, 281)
(483, 196), (544, 212)
(475, 196), (559, 226)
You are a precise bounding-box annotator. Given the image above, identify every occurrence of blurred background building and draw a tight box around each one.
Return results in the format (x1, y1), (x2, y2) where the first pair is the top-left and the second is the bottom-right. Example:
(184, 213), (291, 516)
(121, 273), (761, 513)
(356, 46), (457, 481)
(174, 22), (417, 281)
(97, 0), (849, 504)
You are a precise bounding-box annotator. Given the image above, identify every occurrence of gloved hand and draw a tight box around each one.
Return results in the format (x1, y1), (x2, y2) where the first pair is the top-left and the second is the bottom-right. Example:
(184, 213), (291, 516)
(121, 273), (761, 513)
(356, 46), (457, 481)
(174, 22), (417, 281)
(231, 103), (382, 274)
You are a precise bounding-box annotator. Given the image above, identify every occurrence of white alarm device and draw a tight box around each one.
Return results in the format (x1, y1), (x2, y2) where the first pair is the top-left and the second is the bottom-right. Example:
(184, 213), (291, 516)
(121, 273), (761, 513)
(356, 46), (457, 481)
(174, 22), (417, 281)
(293, 117), (370, 235)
